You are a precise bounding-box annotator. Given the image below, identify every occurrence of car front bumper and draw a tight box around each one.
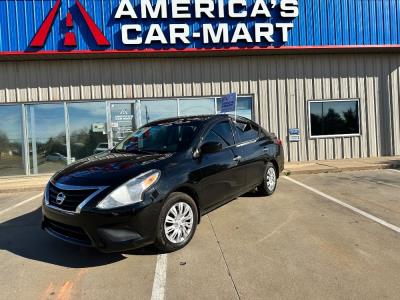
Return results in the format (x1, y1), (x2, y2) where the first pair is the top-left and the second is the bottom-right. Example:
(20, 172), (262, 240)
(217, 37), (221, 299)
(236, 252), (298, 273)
(41, 200), (162, 253)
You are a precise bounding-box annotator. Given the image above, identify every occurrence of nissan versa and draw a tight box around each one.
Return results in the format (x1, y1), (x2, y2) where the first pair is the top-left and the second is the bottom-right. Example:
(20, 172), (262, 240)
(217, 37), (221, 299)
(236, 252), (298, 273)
(42, 115), (284, 252)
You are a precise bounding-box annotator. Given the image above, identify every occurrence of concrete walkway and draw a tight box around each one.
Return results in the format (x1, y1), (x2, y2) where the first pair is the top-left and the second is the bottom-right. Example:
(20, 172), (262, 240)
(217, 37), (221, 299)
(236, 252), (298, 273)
(0, 156), (399, 193)
(284, 156), (400, 175)
(0, 174), (51, 193)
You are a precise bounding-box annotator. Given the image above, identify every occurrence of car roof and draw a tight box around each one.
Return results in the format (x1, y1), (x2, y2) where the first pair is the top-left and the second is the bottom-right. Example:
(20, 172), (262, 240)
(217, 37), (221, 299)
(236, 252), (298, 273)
(144, 114), (230, 127)
(143, 114), (254, 127)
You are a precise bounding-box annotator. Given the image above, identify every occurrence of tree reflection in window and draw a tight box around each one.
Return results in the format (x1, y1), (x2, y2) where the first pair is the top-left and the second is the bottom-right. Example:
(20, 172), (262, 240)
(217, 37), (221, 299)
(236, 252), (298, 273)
(310, 100), (360, 137)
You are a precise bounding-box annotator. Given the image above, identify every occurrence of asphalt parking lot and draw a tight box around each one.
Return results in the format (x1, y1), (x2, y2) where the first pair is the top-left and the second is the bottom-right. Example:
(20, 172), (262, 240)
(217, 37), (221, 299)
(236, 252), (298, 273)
(1, 169), (400, 300)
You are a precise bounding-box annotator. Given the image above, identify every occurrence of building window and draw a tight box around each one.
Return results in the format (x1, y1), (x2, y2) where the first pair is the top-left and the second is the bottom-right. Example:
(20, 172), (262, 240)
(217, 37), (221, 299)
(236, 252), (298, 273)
(26, 103), (68, 174)
(0, 95), (254, 176)
(141, 99), (178, 125)
(308, 99), (360, 138)
(179, 98), (215, 117)
(217, 96), (253, 120)
(0, 105), (25, 176)
(68, 102), (108, 160)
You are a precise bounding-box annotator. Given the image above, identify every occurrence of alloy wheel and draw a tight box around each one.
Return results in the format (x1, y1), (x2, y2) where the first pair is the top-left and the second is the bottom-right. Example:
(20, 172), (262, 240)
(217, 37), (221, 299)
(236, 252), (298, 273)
(164, 202), (194, 244)
(266, 167), (276, 191)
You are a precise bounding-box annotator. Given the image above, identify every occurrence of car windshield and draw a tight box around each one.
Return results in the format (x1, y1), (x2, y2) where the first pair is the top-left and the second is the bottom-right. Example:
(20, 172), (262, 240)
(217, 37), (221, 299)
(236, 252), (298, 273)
(114, 120), (200, 154)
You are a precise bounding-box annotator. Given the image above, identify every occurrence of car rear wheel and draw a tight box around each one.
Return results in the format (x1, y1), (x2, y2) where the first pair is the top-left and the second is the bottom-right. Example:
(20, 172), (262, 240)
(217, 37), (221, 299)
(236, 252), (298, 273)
(155, 192), (198, 252)
(257, 162), (278, 196)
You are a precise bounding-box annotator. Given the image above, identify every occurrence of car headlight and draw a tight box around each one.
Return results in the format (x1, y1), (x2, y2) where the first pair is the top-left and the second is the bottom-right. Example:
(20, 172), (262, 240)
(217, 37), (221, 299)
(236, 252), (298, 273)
(96, 170), (160, 209)
(44, 182), (50, 205)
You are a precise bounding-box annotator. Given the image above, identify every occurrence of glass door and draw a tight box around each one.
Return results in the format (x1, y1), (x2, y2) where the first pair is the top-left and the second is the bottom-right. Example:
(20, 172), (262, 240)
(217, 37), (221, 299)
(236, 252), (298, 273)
(0, 105), (25, 176)
(107, 101), (140, 147)
(67, 102), (108, 159)
(26, 103), (68, 174)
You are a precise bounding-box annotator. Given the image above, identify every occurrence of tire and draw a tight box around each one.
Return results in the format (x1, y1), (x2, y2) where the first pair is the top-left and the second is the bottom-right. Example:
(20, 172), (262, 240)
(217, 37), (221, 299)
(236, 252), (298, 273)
(155, 192), (198, 253)
(257, 162), (278, 196)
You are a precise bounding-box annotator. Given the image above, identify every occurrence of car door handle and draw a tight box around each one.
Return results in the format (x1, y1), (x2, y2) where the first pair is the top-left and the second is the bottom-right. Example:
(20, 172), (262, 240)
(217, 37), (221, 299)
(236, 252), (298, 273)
(233, 156), (242, 162)
(263, 147), (269, 152)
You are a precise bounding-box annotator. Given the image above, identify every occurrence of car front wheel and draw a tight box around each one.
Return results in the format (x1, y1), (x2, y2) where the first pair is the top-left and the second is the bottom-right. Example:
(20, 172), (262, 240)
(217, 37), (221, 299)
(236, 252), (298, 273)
(155, 192), (198, 252)
(257, 162), (278, 196)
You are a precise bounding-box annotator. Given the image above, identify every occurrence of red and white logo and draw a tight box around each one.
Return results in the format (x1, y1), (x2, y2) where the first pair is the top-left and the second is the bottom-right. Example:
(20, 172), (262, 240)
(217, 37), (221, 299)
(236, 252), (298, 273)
(30, 0), (110, 48)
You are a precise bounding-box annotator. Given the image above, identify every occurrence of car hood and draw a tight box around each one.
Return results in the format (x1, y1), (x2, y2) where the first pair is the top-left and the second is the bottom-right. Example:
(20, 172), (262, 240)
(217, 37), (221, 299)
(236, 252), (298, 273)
(52, 151), (173, 187)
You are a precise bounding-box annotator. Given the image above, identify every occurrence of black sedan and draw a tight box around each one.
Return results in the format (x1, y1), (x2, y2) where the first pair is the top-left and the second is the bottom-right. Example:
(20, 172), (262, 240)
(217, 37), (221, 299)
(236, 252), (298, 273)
(42, 115), (284, 252)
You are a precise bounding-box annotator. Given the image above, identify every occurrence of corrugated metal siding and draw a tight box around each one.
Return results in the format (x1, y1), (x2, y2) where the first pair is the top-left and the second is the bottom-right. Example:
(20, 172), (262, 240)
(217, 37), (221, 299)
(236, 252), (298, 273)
(2, 0), (400, 52)
(0, 53), (399, 161)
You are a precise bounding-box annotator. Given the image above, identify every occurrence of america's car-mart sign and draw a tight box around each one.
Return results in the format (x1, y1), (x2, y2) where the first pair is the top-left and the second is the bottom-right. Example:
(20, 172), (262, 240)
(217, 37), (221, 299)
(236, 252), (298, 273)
(24, 0), (298, 53)
(115, 0), (299, 45)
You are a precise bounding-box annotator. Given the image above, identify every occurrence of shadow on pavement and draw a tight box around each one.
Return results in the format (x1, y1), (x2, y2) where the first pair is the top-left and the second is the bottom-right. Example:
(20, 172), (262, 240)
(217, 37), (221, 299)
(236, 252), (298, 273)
(0, 208), (127, 268)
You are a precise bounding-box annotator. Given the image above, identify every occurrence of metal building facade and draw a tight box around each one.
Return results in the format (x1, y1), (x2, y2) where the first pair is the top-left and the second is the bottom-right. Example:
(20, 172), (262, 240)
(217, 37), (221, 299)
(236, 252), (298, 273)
(1, 0), (400, 54)
(1, 52), (399, 162)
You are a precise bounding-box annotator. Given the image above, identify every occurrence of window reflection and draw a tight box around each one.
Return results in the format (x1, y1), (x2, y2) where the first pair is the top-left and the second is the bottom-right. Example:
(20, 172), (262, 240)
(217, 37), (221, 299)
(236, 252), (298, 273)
(179, 99), (215, 116)
(310, 100), (360, 137)
(0, 105), (24, 176)
(68, 102), (108, 160)
(27, 104), (67, 174)
(0, 96), (255, 177)
(141, 100), (178, 125)
(217, 96), (253, 120)
(111, 102), (138, 144)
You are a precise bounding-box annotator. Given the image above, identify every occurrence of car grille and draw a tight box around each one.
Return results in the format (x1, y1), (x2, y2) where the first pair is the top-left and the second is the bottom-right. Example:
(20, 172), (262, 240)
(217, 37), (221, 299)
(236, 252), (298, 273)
(45, 218), (92, 246)
(48, 183), (97, 212)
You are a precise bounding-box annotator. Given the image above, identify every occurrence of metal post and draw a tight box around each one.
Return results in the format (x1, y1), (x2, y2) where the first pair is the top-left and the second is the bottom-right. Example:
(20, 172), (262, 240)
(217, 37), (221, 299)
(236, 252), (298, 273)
(64, 102), (72, 164)
(234, 93), (237, 121)
(21, 104), (30, 175)
(106, 101), (113, 148)
(137, 100), (142, 127)
(29, 106), (38, 175)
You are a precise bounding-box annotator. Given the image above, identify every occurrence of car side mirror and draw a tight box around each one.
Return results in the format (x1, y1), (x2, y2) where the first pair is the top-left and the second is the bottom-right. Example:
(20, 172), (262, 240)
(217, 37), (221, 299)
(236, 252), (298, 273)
(201, 141), (223, 154)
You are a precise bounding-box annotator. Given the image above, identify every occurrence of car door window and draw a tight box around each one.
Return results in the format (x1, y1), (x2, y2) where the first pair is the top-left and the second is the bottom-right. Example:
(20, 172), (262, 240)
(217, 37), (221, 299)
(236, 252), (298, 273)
(203, 131), (227, 147)
(203, 121), (235, 148)
(233, 120), (259, 143)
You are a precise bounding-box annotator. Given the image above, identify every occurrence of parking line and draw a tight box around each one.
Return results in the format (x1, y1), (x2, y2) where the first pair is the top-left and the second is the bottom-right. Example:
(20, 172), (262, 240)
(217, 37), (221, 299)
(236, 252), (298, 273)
(151, 254), (168, 300)
(283, 176), (400, 234)
(0, 193), (42, 216)
(389, 169), (400, 173)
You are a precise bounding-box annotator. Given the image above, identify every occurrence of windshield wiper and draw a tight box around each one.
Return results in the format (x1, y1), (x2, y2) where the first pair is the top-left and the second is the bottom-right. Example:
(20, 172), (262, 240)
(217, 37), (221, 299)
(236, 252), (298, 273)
(111, 148), (126, 153)
(112, 148), (161, 155)
(125, 148), (155, 155)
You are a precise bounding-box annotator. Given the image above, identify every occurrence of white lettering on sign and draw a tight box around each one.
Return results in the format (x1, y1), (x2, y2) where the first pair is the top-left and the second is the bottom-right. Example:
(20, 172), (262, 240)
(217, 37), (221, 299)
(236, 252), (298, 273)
(115, 0), (137, 19)
(122, 24), (142, 44)
(232, 23), (252, 43)
(141, 0), (168, 18)
(228, 0), (247, 18)
(145, 24), (168, 44)
(170, 24), (191, 44)
(195, 0), (215, 18)
(281, 0), (299, 18)
(276, 23), (294, 42)
(255, 23), (274, 42)
(203, 24), (229, 44)
(250, 0), (271, 17)
(172, 0), (191, 18)
(116, 0), (299, 46)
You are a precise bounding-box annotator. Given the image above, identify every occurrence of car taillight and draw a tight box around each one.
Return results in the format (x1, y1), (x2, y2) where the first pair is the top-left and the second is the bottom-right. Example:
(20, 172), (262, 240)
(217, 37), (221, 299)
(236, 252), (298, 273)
(275, 139), (282, 145)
